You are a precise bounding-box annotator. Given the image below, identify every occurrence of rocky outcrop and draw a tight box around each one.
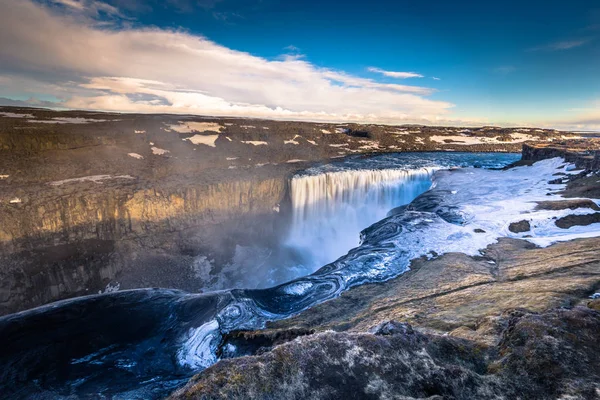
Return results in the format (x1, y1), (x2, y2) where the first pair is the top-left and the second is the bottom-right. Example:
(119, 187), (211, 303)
(508, 219), (530, 233)
(260, 237), (600, 339)
(171, 307), (600, 400)
(522, 140), (600, 170)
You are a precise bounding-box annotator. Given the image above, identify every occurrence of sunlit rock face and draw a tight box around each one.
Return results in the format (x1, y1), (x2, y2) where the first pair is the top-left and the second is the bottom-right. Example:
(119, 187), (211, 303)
(0, 176), (288, 315)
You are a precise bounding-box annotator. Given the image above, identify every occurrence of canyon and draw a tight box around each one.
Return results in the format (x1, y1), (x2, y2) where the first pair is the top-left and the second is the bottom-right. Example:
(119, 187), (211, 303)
(0, 107), (599, 399)
(0, 107), (574, 315)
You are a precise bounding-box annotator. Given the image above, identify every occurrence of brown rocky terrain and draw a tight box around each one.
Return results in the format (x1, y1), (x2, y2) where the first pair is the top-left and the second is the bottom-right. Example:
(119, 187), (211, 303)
(171, 144), (600, 400)
(0, 106), (580, 315)
(171, 307), (600, 400)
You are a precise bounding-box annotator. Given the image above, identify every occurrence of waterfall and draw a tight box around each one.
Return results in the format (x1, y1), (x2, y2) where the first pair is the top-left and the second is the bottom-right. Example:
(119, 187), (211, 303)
(286, 167), (435, 270)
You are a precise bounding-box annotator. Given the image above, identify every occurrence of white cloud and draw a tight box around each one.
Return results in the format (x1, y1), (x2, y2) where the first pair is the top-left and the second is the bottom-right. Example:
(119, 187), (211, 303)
(547, 101), (600, 131)
(528, 39), (590, 52)
(367, 67), (424, 79)
(48, 0), (122, 18)
(0, 0), (477, 125)
(51, 0), (86, 10)
(432, 77), (441, 81)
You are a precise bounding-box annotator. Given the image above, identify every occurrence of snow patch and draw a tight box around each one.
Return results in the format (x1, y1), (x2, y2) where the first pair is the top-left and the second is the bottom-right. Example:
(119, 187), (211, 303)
(282, 281), (313, 295)
(151, 147), (170, 155)
(128, 153), (144, 160)
(99, 282), (120, 294)
(49, 175), (134, 186)
(430, 134), (539, 145)
(177, 320), (221, 369)
(28, 117), (107, 124)
(183, 134), (219, 147)
(167, 122), (223, 133)
(285, 135), (305, 145)
(0, 112), (34, 118)
(358, 142), (381, 150)
(241, 141), (268, 146)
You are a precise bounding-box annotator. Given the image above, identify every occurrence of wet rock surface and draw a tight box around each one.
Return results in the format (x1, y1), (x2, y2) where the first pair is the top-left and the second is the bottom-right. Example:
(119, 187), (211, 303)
(508, 219), (531, 233)
(536, 199), (600, 211)
(555, 212), (600, 229)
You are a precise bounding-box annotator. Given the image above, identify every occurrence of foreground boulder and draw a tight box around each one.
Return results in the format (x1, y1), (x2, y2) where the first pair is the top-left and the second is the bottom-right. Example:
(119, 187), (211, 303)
(170, 307), (600, 400)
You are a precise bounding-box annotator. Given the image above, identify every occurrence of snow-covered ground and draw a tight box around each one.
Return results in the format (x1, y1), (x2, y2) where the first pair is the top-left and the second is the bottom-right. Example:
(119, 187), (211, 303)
(167, 122), (224, 133)
(151, 147), (170, 155)
(49, 175), (135, 186)
(0, 112), (34, 118)
(183, 134), (219, 147)
(28, 117), (107, 124)
(430, 132), (539, 145)
(241, 141), (268, 146)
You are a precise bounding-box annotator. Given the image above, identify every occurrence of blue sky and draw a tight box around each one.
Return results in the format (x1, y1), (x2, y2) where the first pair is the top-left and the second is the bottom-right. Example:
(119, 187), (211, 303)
(0, 0), (598, 128)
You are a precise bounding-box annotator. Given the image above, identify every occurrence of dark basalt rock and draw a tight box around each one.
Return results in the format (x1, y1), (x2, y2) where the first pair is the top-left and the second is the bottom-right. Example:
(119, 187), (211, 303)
(345, 129), (370, 138)
(536, 199), (600, 211)
(555, 212), (600, 229)
(508, 220), (531, 233)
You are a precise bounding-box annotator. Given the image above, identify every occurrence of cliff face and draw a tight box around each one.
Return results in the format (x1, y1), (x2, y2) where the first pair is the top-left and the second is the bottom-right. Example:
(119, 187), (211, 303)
(0, 107), (580, 315)
(0, 177), (287, 252)
(522, 140), (600, 170)
(0, 176), (288, 315)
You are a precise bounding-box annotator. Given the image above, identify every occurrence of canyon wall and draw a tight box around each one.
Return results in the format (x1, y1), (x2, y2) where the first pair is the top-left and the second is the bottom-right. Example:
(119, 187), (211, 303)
(0, 106), (578, 315)
(0, 176), (289, 315)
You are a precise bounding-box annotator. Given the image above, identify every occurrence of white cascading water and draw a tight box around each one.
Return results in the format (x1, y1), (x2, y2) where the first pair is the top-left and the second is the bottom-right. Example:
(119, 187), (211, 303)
(286, 167), (435, 270)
